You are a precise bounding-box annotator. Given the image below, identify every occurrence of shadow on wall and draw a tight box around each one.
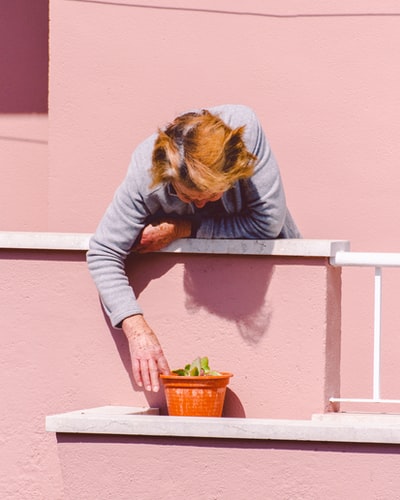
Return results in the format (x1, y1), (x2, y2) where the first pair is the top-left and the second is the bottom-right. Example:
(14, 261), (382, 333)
(103, 253), (273, 416)
(0, 0), (48, 113)
(183, 255), (273, 344)
(125, 253), (274, 344)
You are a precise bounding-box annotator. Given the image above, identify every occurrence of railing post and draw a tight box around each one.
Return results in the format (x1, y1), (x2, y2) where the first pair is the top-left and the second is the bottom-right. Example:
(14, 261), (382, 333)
(330, 252), (400, 406)
(373, 267), (382, 400)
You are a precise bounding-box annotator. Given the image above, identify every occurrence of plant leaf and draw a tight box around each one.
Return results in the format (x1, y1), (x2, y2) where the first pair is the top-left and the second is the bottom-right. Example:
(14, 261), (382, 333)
(172, 369), (187, 376)
(200, 356), (210, 372)
(190, 357), (201, 373)
(171, 356), (221, 376)
(189, 366), (199, 376)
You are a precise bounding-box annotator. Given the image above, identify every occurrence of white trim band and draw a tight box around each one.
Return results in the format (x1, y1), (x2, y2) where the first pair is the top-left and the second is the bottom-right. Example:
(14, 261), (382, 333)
(45, 406), (400, 444)
(0, 231), (92, 250)
(0, 232), (350, 256)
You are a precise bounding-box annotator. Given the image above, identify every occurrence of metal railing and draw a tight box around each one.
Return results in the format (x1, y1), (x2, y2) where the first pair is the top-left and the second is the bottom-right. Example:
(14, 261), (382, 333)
(330, 251), (400, 405)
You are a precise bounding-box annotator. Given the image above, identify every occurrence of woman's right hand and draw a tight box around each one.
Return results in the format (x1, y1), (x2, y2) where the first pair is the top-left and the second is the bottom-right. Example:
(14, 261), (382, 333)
(122, 314), (170, 392)
(131, 219), (191, 253)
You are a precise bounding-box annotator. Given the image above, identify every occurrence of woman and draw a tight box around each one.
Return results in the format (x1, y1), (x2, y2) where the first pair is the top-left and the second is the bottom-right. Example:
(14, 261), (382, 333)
(87, 104), (300, 393)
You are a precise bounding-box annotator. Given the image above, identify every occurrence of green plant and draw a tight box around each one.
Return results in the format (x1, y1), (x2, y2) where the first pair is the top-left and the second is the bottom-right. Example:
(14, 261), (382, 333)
(172, 356), (222, 376)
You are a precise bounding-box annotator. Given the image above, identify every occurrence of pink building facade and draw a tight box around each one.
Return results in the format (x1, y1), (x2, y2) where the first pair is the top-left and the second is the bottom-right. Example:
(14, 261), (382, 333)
(1, 1), (400, 498)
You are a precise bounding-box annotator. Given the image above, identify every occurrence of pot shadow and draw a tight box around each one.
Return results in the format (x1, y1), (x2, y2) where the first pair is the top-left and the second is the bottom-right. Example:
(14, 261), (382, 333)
(223, 388), (246, 417)
(183, 255), (274, 344)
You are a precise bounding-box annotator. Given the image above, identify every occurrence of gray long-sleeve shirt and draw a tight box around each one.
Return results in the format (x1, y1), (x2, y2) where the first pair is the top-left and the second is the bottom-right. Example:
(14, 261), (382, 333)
(87, 104), (300, 327)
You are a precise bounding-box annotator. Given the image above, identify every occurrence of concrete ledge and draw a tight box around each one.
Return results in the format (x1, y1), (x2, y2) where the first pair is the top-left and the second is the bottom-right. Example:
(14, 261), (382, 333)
(159, 238), (350, 256)
(0, 231), (350, 256)
(0, 231), (92, 250)
(46, 406), (400, 444)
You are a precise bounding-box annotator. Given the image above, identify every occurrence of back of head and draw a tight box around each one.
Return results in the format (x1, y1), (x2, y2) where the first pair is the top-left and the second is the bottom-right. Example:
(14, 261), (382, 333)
(151, 110), (257, 192)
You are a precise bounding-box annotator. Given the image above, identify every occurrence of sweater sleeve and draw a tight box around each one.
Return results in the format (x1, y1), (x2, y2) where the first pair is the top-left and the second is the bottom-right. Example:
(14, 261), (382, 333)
(196, 105), (289, 239)
(87, 145), (155, 327)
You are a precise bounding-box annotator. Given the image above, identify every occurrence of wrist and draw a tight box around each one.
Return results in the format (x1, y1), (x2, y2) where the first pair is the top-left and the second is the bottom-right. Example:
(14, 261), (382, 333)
(122, 314), (149, 338)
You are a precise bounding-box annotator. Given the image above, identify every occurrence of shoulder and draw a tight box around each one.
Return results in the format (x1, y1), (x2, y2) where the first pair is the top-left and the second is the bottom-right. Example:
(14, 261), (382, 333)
(130, 132), (158, 161)
(207, 104), (265, 154)
(122, 133), (158, 194)
(207, 104), (260, 129)
(208, 105), (263, 149)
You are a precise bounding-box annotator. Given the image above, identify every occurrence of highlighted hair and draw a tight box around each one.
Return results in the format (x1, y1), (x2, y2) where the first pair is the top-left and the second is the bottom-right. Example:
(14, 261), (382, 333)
(151, 110), (257, 192)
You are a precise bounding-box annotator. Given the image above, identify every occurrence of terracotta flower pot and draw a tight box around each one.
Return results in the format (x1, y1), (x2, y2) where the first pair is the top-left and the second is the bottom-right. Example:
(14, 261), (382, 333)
(160, 372), (233, 417)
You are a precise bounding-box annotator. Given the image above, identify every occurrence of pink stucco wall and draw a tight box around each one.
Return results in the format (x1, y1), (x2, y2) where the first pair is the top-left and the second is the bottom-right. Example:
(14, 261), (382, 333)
(0, 249), (341, 499)
(0, 114), (48, 231)
(2, 0), (400, 498)
(56, 436), (400, 500)
(125, 253), (341, 418)
(46, 0), (400, 402)
(0, 0), (48, 231)
(47, 0), (400, 248)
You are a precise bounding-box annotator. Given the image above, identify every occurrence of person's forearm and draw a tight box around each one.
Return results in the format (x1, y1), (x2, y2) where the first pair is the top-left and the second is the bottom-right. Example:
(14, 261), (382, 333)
(132, 218), (192, 253)
(87, 238), (143, 326)
(122, 314), (170, 392)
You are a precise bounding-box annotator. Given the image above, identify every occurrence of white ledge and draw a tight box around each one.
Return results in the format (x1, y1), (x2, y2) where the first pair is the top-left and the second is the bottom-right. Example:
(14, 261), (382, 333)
(160, 238), (350, 256)
(0, 231), (92, 250)
(0, 231), (350, 256)
(46, 406), (400, 444)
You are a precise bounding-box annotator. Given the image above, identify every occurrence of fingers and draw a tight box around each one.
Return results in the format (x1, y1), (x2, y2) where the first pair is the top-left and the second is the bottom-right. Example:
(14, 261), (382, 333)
(132, 357), (143, 388)
(123, 316), (170, 392)
(148, 358), (160, 392)
(133, 356), (170, 392)
(140, 358), (153, 392)
(157, 355), (171, 375)
(134, 245), (156, 254)
(132, 240), (161, 254)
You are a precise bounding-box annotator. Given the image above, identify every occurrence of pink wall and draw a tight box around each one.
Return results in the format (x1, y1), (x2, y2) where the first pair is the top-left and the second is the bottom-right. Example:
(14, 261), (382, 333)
(0, 0), (48, 231)
(125, 253), (341, 418)
(0, 249), (340, 499)
(2, 0), (400, 498)
(0, 115), (48, 231)
(48, 0), (400, 249)
(57, 436), (400, 500)
(46, 0), (400, 402)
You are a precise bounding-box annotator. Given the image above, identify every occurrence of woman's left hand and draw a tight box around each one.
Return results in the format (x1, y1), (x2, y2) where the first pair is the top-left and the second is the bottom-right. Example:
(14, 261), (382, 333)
(132, 219), (191, 253)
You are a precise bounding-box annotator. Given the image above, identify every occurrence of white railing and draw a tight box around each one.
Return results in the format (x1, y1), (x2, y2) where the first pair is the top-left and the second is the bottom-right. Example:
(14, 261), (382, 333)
(330, 251), (400, 405)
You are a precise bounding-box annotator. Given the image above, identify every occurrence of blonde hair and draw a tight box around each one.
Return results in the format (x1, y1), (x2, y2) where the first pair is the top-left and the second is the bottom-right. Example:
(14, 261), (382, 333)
(151, 110), (257, 192)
